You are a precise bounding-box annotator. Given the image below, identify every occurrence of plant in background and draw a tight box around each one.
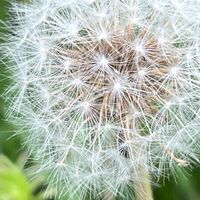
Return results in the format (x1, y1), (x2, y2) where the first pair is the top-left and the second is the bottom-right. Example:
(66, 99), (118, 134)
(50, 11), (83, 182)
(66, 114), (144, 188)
(2, 0), (200, 199)
(0, 155), (43, 200)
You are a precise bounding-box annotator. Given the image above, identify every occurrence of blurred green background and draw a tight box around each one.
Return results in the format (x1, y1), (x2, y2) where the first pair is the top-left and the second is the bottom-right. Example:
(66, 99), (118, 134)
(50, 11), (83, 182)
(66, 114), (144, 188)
(0, 1), (200, 200)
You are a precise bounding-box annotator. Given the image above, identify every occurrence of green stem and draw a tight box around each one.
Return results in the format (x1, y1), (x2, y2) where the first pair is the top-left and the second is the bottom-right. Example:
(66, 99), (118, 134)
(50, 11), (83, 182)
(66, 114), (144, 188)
(134, 169), (154, 200)
(103, 191), (115, 200)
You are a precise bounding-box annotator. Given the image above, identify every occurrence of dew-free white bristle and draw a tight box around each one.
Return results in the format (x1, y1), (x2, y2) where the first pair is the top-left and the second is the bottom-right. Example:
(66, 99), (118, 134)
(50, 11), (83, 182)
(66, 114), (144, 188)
(1, 0), (200, 199)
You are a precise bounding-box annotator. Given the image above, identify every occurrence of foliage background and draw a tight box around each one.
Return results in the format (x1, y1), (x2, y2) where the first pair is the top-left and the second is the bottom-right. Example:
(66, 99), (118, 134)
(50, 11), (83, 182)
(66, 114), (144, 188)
(0, 0), (200, 199)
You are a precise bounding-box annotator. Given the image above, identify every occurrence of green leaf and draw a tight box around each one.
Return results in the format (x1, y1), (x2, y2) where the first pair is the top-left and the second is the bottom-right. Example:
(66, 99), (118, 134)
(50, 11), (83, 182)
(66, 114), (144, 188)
(0, 155), (37, 200)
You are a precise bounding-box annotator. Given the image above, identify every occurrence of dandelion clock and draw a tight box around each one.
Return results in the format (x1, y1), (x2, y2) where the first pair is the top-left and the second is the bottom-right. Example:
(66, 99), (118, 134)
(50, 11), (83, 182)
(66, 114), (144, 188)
(2, 0), (200, 199)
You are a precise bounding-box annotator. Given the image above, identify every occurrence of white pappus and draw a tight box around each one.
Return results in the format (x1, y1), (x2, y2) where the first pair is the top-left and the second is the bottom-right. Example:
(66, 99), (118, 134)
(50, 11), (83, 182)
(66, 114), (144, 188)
(1, 0), (200, 199)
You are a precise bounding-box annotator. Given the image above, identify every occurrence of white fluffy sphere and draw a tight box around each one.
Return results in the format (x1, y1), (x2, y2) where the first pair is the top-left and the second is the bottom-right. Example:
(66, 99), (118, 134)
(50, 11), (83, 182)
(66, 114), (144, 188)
(2, 0), (200, 199)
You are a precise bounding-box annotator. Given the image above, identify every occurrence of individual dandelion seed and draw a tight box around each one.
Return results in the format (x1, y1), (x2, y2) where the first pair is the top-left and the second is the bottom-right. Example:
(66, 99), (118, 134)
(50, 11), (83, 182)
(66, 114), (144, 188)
(2, 0), (200, 200)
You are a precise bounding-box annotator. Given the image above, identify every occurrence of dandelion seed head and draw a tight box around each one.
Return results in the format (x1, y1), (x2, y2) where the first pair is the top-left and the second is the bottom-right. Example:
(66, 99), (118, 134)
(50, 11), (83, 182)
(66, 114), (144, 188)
(97, 31), (108, 40)
(113, 81), (122, 92)
(63, 59), (71, 70)
(2, 0), (200, 199)
(137, 69), (146, 78)
(98, 56), (109, 68)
